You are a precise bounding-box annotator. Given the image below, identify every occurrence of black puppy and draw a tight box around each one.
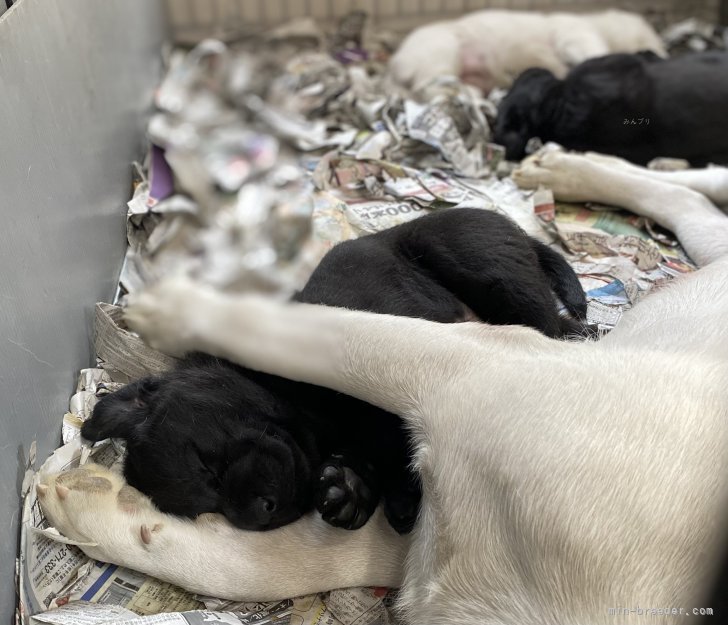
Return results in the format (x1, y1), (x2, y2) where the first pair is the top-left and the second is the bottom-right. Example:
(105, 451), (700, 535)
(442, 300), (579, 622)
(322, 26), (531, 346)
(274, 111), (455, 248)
(494, 52), (728, 165)
(83, 208), (588, 534)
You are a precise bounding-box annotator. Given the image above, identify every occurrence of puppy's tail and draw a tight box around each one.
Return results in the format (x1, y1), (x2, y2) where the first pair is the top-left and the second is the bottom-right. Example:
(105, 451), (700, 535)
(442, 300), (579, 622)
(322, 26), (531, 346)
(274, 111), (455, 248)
(531, 240), (587, 321)
(80, 377), (161, 442)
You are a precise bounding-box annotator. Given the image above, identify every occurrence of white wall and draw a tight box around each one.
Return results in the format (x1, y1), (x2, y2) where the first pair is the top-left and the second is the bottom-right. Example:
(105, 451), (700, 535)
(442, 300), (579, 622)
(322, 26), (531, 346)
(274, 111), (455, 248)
(0, 0), (167, 618)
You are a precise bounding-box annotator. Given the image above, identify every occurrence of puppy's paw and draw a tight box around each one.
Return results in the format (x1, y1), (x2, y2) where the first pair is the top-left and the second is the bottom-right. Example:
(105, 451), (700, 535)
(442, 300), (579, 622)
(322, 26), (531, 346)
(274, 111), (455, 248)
(124, 276), (214, 357)
(512, 152), (559, 190)
(513, 149), (596, 202)
(37, 464), (167, 564)
(315, 455), (379, 530)
(383, 471), (421, 535)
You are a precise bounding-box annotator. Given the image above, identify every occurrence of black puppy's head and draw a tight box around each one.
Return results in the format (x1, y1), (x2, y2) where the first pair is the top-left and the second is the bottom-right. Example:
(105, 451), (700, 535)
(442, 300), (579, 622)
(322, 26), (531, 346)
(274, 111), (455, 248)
(493, 67), (560, 161)
(81, 357), (318, 531)
(218, 428), (314, 530)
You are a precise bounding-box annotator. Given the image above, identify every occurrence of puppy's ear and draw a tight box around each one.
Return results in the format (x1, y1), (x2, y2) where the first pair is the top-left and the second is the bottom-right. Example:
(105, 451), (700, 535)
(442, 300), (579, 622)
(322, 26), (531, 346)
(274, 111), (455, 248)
(530, 239), (587, 320)
(81, 377), (162, 442)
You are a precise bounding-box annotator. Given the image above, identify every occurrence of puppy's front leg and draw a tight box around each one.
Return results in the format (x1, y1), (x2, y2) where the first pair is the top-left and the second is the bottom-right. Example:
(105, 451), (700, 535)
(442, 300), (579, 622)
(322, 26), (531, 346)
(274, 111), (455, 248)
(125, 277), (468, 422)
(39, 465), (406, 600)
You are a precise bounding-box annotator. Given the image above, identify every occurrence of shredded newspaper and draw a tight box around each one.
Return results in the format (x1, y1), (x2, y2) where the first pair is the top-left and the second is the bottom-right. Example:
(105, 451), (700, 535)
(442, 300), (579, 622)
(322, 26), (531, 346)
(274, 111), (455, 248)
(19, 12), (699, 625)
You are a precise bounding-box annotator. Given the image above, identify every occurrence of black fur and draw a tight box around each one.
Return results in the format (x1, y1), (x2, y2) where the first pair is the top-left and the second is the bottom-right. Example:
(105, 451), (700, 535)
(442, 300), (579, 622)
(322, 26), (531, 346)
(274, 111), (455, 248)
(82, 208), (588, 533)
(494, 52), (728, 165)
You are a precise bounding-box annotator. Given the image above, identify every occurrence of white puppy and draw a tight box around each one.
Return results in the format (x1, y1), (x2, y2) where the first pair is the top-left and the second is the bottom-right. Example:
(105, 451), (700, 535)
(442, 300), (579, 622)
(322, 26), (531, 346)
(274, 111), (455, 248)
(39, 149), (728, 624)
(389, 10), (666, 93)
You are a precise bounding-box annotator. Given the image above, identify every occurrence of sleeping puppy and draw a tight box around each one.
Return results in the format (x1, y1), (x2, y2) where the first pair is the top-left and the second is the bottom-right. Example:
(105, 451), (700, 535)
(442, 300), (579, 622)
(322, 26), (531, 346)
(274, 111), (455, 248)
(40, 150), (728, 620)
(83, 358), (324, 531)
(82, 208), (587, 534)
(494, 52), (728, 164)
(388, 9), (665, 94)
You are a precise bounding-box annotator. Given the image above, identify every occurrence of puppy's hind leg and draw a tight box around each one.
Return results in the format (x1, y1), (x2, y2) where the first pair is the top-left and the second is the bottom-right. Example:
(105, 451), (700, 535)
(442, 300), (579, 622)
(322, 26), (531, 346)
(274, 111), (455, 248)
(582, 151), (728, 205)
(514, 149), (728, 266)
(631, 167), (728, 205)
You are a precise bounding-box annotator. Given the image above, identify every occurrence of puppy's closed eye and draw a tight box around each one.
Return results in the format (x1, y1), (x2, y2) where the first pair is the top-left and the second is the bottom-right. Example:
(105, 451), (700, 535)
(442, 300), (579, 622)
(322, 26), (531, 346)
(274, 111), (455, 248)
(189, 445), (227, 488)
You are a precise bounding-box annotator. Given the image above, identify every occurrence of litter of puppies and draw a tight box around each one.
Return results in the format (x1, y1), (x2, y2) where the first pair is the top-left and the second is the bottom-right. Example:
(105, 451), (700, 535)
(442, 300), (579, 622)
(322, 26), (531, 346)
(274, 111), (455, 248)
(18, 9), (714, 625)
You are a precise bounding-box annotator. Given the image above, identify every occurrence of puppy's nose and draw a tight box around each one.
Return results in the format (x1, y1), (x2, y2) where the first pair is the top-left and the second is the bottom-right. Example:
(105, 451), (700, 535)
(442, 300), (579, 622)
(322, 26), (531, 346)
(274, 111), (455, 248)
(256, 496), (277, 523)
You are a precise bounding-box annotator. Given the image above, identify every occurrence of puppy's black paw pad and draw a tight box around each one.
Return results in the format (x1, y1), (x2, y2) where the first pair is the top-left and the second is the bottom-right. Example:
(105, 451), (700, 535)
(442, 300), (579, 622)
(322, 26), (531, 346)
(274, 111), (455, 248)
(315, 457), (379, 530)
(321, 485), (346, 508)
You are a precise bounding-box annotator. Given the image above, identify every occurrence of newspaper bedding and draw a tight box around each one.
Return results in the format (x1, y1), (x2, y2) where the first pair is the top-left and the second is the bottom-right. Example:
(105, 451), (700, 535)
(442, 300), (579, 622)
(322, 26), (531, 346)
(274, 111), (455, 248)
(18, 13), (701, 625)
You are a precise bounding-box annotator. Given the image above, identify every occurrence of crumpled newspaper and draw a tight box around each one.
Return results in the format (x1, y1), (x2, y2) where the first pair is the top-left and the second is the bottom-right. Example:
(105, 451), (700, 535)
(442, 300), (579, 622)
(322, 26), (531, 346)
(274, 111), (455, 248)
(116, 14), (507, 301)
(547, 200), (695, 329)
(20, 12), (700, 625)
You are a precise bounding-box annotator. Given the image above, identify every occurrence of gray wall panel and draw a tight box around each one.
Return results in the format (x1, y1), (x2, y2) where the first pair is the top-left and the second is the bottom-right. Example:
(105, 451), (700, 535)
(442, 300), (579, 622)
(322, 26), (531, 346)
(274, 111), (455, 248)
(0, 0), (167, 618)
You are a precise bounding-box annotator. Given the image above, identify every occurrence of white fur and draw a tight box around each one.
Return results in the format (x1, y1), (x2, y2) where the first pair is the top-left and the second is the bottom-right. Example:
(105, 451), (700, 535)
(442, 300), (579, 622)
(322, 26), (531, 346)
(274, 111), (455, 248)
(389, 10), (666, 93)
(40, 150), (728, 624)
